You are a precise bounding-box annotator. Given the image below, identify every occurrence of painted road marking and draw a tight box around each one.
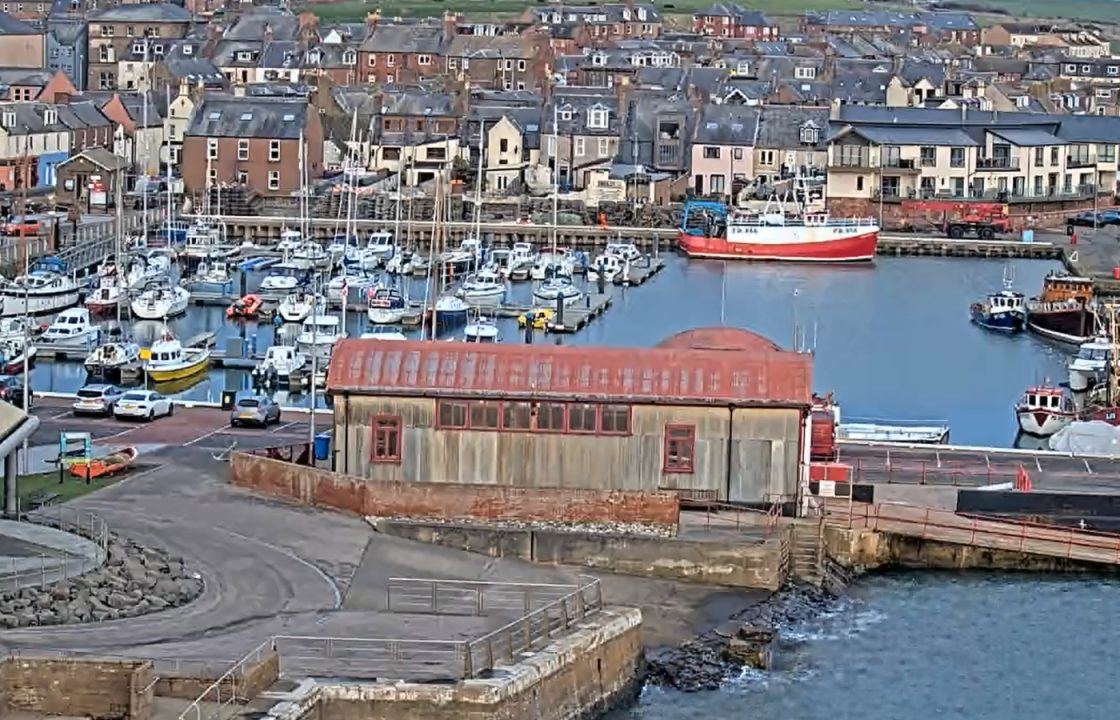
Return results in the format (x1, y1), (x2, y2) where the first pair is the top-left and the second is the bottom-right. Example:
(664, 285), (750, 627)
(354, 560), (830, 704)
(98, 426), (141, 441)
(1084, 459), (1093, 474)
(184, 424), (233, 447)
(271, 421), (299, 434)
(49, 409), (73, 420)
(1036, 457), (1042, 473)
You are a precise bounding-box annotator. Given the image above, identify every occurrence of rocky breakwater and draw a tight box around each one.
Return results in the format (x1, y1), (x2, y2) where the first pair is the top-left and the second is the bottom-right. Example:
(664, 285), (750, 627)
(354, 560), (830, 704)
(0, 534), (202, 628)
(645, 585), (836, 691)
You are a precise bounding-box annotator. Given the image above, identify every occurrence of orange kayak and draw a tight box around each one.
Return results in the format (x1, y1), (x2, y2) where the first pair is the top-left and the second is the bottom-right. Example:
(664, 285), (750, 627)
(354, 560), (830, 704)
(227, 294), (263, 319)
(69, 447), (138, 480)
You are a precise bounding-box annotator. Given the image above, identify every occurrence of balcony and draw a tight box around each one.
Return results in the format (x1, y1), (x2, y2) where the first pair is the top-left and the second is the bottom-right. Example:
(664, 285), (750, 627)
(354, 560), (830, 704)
(871, 183), (1103, 204)
(881, 158), (921, 174)
(1067, 155), (1095, 169)
(976, 156), (1021, 171)
(655, 140), (682, 169)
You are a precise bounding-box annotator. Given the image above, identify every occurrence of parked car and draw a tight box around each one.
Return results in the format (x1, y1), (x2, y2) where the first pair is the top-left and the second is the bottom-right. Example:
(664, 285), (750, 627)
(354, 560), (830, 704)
(230, 395), (281, 427)
(113, 390), (173, 421)
(73, 384), (124, 416)
(2, 216), (42, 236)
(1068, 210), (1120, 227)
(0, 375), (30, 408)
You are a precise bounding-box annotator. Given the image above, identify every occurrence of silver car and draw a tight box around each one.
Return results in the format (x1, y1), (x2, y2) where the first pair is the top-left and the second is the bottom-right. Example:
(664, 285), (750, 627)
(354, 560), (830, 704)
(230, 396), (281, 427)
(73, 384), (124, 416)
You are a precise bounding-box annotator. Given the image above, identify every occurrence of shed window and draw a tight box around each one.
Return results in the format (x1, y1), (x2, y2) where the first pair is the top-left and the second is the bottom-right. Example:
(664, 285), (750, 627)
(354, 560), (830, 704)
(663, 424), (695, 473)
(536, 402), (566, 431)
(600, 405), (630, 434)
(568, 403), (598, 433)
(470, 401), (500, 429)
(502, 402), (532, 430)
(371, 415), (402, 463)
(437, 399), (467, 428)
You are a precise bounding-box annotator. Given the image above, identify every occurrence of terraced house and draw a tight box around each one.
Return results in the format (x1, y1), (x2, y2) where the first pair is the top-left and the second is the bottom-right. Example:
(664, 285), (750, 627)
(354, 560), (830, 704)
(86, 3), (192, 90)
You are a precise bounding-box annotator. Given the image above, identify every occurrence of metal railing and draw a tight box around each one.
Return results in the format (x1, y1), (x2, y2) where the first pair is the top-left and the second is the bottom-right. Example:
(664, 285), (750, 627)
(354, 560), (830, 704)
(273, 635), (468, 682)
(465, 576), (603, 678)
(683, 499), (783, 540)
(0, 508), (110, 593)
(829, 502), (1120, 566)
(176, 638), (275, 720)
(386, 576), (580, 617)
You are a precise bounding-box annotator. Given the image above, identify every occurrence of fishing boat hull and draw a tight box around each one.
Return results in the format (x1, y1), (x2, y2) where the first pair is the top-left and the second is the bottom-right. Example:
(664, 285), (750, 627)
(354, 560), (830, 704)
(677, 228), (879, 262)
(144, 354), (209, 382)
(68, 446), (138, 479)
(1015, 407), (1073, 437)
(1026, 307), (1096, 345)
(969, 304), (1024, 332)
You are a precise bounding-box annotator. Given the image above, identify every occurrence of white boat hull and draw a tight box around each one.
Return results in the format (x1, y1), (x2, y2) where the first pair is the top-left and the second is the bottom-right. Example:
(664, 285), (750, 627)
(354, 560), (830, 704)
(368, 307), (407, 324)
(1015, 408), (1073, 437)
(1, 288), (80, 317)
(460, 287), (507, 308)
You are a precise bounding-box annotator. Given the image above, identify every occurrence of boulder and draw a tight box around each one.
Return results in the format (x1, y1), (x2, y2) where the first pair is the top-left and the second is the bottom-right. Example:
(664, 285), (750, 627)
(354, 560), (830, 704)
(0, 613), (18, 629)
(153, 578), (179, 600)
(34, 609), (56, 626)
(147, 595), (169, 611)
(106, 592), (131, 610)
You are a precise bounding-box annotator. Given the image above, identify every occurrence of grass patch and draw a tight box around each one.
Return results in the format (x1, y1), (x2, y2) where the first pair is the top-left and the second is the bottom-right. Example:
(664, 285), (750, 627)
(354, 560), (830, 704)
(946, 0), (1120, 23)
(17, 469), (122, 510)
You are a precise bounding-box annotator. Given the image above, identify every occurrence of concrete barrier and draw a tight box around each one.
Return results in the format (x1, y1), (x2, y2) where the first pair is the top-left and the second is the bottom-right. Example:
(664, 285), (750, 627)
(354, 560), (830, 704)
(152, 648), (279, 701)
(230, 452), (680, 531)
(0, 656), (155, 720)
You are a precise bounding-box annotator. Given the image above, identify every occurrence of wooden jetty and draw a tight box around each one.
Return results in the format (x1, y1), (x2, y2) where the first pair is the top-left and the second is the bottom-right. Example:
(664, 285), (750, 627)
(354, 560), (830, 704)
(546, 293), (612, 334)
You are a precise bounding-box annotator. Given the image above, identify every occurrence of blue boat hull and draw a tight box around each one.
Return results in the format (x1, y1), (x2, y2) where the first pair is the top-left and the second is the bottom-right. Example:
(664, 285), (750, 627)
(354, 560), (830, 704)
(971, 306), (1024, 332)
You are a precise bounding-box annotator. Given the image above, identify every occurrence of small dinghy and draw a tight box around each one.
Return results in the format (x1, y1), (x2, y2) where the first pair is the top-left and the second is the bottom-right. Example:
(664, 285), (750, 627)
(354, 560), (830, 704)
(68, 446), (138, 479)
(227, 294), (264, 319)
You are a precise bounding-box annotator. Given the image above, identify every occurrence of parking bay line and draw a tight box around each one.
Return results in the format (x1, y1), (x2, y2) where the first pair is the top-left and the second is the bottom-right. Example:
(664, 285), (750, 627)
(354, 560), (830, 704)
(184, 424), (233, 447)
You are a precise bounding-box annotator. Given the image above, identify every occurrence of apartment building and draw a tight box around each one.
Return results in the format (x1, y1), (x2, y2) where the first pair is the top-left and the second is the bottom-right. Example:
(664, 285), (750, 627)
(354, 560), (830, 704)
(87, 3), (191, 90)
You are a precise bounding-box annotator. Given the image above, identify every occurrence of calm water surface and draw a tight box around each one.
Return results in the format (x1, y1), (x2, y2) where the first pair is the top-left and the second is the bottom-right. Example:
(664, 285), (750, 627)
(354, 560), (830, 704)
(32, 254), (1069, 446)
(610, 573), (1120, 720)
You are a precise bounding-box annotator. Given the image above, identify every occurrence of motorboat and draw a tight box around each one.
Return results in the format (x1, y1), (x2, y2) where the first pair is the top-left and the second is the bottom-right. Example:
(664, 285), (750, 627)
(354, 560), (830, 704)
(142, 329), (211, 383)
(532, 276), (583, 307)
(360, 327), (407, 340)
(463, 315), (501, 343)
(367, 286), (408, 324)
(86, 276), (124, 313)
(259, 263), (306, 294)
(252, 344), (306, 382)
(159, 219), (190, 245)
(1, 260), (81, 317)
(296, 314), (346, 360)
(0, 317), (38, 343)
(506, 242), (537, 280)
(328, 268), (373, 304)
(433, 294), (469, 334)
(440, 237), (482, 273)
(181, 219), (229, 262)
(291, 243), (332, 271)
(1068, 337), (1111, 392)
(970, 270), (1025, 333)
(277, 228), (302, 253)
(227, 294), (263, 319)
(587, 253), (628, 284)
(41, 308), (100, 345)
(603, 242), (643, 264)
(530, 252), (573, 281)
(0, 337), (34, 374)
(384, 249), (414, 276)
(277, 291), (325, 324)
(327, 234), (361, 266)
(359, 231), (396, 270)
(186, 259), (233, 294)
(485, 248), (512, 278)
(836, 422), (950, 444)
(1025, 274), (1098, 345)
(1015, 386), (1075, 437)
(130, 283), (190, 320)
(84, 339), (141, 379)
(458, 268), (507, 307)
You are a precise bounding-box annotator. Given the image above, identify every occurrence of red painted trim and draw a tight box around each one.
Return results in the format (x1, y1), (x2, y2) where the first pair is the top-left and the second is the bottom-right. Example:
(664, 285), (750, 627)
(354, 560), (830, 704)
(370, 414), (402, 464)
(434, 398), (632, 436)
(678, 229), (878, 262)
(663, 424), (696, 474)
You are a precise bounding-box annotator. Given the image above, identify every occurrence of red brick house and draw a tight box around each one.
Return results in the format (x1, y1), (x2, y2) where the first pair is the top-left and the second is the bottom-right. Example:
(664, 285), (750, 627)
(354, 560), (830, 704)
(358, 23), (448, 86)
(693, 3), (777, 40)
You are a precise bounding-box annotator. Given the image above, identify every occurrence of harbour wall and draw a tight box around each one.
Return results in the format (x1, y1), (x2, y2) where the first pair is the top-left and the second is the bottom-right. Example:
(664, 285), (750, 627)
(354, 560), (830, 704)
(0, 656), (154, 720)
(372, 518), (788, 591)
(229, 452), (680, 531)
(305, 607), (643, 720)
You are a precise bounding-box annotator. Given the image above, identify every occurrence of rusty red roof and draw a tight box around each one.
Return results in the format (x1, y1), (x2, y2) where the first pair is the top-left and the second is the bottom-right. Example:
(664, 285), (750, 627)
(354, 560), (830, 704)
(326, 328), (812, 407)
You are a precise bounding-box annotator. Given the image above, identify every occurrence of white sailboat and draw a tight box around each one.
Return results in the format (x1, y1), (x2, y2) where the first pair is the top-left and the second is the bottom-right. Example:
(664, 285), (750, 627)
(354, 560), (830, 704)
(296, 314), (345, 360)
(277, 290), (325, 324)
(84, 339), (141, 379)
(131, 283), (190, 320)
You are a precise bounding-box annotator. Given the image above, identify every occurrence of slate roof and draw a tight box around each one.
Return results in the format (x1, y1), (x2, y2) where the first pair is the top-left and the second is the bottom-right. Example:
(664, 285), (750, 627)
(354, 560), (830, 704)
(756, 106), (828, 150)
(807, 10), (976, 31)
(360, 24), (445, 54)
(446, 34), (534, 59)
(87, 3), (192, 23)
(0, 11), (37, 34)
(694, 3), (769, 25)
(990, 128), (1066, 147)
(59, 147), (129, 171)
(0, 68), (53, 87)
(57, 101), (110, 129)
(224, 9), (300, 42)
(0, 103), (69, 135)
(847, 125), (980, 147)
(694, 105), (759, 145)
(186, 98), (308, 139)
(547, 92), (621, 136)
(619, 96), (694, 166)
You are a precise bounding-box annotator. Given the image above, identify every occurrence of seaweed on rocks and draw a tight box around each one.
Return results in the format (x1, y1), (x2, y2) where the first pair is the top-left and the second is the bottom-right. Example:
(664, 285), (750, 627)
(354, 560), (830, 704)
(644, 584), (838, 692)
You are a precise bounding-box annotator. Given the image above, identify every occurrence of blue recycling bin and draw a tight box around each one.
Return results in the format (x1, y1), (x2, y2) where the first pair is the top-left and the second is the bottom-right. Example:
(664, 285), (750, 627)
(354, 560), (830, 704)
(313, 432), (332, 461)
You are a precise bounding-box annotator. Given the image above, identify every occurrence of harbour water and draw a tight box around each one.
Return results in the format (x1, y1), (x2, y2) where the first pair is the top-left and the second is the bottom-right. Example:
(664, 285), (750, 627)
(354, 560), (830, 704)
(611, 572), (1120, 720)
(31, 254), (1069, 446)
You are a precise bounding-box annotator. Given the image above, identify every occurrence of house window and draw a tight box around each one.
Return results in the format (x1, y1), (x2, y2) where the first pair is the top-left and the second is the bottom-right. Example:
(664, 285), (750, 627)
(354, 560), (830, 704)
(206, 138), (217, 160)
(1100, 144), (1116, 163)
(760, 150), (775, 166)
(438, 400), (468, 428)
(448, 57), (457, 70)
(599, 405), (630, 434)
(371, 415), (402, 463)
(237, 138), (248, 161)
(703, 146), (720, 159)
(208, 169), (217, 185)
(587, 108), (608, 129)
(1034, 147), (1044, 167)
(663, 425), (695, 473)
(567, 403), (598, 433)
(598, 137), (608, 155)
(574, 137), (585, 156)
(536, 402), (566, 431)
(502, 402), (532, 430)
(856, 176), (864, 191)
(267, 170), (279, 190)
(269, 140), (280, 162)
(950, 148), (965, 168)
(1109, 66), (1119, 76)
(919, 146), (936, 167)
(469, 401), (500, 429)
(733, 147), (743, 160)
(418, 54), (431, 65)
(517, 60), (526, 71)
(1051, 147), (1059, 165)
(794, 66), (815, 79)
(343, 50), (356, 65)
(800, 126), (819, 145)
(386, 54), (395, 67)
(710, 174), (725, 194)
(236, 170), (248, 184)
(368, 54), (376, 67)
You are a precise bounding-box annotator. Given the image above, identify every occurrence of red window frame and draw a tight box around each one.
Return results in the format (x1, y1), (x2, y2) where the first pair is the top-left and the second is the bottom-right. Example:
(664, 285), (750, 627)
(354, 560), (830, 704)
(371, 415), (402, 464)
(432, 399), (632, 437)
(662, 424), (695, 474)
(566, 402), (599, 434)
(599, 404), (631, 435)
(436, 399), (468, 429)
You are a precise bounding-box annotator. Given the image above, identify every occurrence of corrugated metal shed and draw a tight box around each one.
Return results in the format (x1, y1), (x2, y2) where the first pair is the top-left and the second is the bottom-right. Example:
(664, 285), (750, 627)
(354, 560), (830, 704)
(327, 328), (812, 407)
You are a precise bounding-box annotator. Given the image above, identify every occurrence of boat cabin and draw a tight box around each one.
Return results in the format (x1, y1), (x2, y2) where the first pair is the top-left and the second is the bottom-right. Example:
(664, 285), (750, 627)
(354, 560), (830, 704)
(148, 334), (186, 366)
(367, 287), (404, 308)
(1038, 274), (1094, 304)
(988, 290), (1024, 312)
(604, 242), (641, 262)
(366, 231), (394, 250)
(1020, 386), (1071, 412)
(43, 308), (94, 340)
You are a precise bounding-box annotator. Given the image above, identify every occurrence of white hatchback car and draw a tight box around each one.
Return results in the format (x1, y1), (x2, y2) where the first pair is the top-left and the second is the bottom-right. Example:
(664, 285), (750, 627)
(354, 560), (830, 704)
(113, 390), (174, 421)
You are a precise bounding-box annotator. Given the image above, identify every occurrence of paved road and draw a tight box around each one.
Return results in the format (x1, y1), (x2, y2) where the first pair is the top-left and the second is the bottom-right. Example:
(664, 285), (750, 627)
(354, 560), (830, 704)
(838, 442), (1120, 493)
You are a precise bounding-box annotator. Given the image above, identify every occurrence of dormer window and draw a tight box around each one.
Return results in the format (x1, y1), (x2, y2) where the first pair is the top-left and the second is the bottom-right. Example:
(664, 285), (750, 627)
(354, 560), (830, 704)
(591, 53), (606, 67)
(1066, 63), (1077, 73)
(237, 51), (253, 62)
(736, 61), (750, 74)
(343, 49), (356, 65)
(559, 107), (572, 120)
(131, 42), (145, 55)
(44, 109), (56, 125)
(1082, 64), (1092, 73)
(1016, 95), (1030, 107)
(637, 7), (647, 20)
(183, 44), (193, 56)
(2, 111), (14, 127)
(587, 107), (609, 129)
(795, 66), (816, 79)
(799, 122), (819, 145)
(308, 50), (321, 64)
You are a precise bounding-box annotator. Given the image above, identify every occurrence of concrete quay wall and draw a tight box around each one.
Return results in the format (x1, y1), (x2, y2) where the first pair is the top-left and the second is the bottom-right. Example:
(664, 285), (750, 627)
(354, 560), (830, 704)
(374, 519), (786, 591)
(307, 607), (643, 720)
(230, 453), (680, 531)
(0, 656), (154, 720)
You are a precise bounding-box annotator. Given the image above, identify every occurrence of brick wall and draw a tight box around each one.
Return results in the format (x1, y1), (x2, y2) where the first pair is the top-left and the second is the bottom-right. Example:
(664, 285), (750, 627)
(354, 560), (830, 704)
(153, 649), (278, 701)
(828, 195), (1119, 231)
(1, 657), (154, 720)
(230, 453), (680, 530)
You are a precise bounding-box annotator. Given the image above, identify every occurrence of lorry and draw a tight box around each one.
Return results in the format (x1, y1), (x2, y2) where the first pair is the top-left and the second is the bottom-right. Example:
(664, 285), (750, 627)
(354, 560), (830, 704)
(899, 200), (1013, 240)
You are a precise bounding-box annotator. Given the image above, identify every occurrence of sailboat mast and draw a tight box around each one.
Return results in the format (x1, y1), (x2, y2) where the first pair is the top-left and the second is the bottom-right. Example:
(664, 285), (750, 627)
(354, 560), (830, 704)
(140, 43), (149, 247)
(551, 103), (559, 255)
(115, 171), (123, 324)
